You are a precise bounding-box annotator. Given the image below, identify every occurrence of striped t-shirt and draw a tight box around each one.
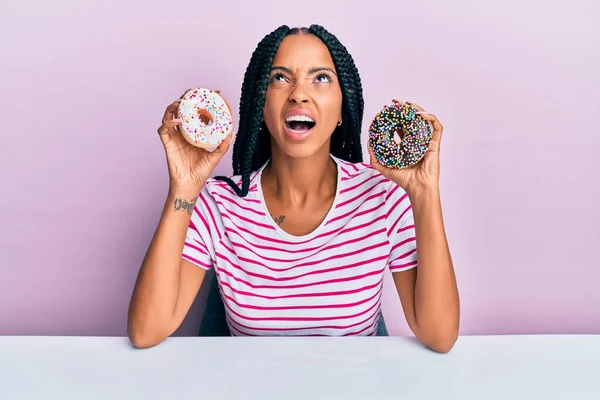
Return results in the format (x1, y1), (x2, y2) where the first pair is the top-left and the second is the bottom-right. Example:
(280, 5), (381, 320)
(181, 154), (418, 336)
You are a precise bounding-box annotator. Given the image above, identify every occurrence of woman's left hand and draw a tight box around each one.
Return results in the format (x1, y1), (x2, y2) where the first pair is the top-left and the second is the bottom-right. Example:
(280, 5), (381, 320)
(368, 100), (444, 193)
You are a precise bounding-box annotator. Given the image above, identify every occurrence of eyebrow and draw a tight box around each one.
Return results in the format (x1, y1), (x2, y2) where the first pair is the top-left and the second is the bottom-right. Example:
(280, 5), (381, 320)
(270, 66), (337, 76)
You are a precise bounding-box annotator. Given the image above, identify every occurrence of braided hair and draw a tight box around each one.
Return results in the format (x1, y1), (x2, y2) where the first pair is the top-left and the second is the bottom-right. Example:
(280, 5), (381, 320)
(214, 25), (364, 197)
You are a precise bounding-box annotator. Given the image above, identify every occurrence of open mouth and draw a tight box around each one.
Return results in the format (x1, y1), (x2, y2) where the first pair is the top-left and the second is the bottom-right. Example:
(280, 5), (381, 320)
(285, 115), (316, 133)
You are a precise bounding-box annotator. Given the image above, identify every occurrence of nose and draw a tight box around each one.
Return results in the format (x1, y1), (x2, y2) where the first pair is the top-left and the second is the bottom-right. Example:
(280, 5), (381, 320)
(288, 84), (309, 104)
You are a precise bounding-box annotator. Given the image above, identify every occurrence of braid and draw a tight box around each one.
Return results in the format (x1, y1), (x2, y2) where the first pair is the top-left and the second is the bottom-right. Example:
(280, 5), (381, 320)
(215, 25), (290, 196)
(309, 25), (364, 163)
(215, 24), (364, 197)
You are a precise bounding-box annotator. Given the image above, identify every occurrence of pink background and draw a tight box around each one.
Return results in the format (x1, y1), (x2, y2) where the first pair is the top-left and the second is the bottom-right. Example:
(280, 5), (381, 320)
(1, 0), (598, 337)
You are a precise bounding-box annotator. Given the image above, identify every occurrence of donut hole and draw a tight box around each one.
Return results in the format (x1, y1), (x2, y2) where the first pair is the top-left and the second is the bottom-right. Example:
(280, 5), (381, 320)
(392, 127), (404, 144)
(197, 109), (213, 126)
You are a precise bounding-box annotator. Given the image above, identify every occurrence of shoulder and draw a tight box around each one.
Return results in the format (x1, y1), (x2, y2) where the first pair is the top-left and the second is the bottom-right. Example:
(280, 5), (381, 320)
(200, 169), (264, 215)
(333, 156), (412, 229)
(192, 171), (263, 235)
(333, 156), (402, 199)
(204, 169), (261, 197)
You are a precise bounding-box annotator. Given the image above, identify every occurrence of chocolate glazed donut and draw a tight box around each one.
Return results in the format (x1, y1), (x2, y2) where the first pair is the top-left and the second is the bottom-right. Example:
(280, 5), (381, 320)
(368, 100), (433, 169)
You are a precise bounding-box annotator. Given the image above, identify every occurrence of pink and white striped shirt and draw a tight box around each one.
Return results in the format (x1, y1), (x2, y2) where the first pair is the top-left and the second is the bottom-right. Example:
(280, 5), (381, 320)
(181, 154), (418, 336)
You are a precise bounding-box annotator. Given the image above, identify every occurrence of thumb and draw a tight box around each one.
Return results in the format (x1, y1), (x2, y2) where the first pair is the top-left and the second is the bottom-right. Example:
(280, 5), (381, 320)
(367, 142), (387, 176)
(208, 133), (235, 160)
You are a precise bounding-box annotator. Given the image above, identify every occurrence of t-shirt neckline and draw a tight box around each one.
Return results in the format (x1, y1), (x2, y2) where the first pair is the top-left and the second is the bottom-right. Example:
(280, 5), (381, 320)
(256, 154), (342, 241)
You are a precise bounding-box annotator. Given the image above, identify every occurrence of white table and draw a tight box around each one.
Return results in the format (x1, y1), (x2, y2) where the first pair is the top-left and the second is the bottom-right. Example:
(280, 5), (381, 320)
(0, 335), (599, 399)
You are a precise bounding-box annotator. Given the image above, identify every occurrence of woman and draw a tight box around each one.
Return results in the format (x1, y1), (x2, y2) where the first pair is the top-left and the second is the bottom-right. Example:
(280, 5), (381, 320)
(127, 25), (459, 353)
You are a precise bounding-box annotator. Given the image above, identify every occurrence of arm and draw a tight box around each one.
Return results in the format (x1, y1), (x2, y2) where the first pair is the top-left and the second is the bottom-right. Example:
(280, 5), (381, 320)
(367, 101), (459, 353)
(127, 185), (206, 349)
(393, 186), (459, 353)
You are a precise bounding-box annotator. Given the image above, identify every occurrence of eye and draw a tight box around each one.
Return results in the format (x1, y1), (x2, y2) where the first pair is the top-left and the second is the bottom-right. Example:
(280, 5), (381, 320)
(270, 73), (287, 83)
(315, 73), (332, 83)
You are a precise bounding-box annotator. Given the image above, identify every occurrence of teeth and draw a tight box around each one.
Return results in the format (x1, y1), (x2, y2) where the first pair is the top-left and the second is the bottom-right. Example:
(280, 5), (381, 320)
(286, 115), (314, 123)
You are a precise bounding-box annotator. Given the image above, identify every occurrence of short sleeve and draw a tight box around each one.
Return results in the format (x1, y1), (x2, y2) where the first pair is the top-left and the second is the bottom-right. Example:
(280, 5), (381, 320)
(384, 181), (418, 272)
(181, 185), (218, 270)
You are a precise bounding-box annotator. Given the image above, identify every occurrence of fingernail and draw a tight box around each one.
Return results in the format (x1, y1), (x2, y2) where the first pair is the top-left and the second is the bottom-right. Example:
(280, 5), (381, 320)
(172, 118), (183, 122)
(415, 111), (429, 114)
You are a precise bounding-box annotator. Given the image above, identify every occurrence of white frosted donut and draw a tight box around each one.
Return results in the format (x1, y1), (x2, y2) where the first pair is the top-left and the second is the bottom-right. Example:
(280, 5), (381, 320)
(176, 88), (234, 149)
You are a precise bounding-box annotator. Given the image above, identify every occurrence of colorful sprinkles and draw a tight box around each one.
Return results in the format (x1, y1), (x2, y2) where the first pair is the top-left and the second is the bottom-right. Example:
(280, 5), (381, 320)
(177, 88), (234, 148)
(368, 101), (433, 169)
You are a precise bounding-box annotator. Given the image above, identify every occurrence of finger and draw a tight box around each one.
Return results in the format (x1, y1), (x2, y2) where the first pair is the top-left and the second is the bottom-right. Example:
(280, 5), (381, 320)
(367, 142), (376, 163)
(158, 118), (181, 136)
(405, 101), (425, 113)
(417, 112), (444, 145)
(405, 101), (442, 143)
(391, 99), (404, 108)
(367, 142), (385, 173)
(161, 88), (191, 123)
(406, 101), (434, 136)
(213, 133), (235, 155)
(180, 88), (193, 99)
(172, 89), (193, 125)
(162, 99), (183, 125)
(172, 117), (182, 131)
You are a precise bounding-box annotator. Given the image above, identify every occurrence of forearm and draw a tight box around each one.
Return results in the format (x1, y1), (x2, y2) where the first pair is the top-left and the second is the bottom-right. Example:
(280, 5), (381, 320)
(127, 185), (202, 343)
(409, 186), (460, 349)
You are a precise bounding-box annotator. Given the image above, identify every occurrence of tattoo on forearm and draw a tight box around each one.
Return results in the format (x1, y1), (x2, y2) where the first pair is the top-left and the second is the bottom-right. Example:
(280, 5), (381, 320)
(271, 215), (285, 225)
(174, 197), (197, 215)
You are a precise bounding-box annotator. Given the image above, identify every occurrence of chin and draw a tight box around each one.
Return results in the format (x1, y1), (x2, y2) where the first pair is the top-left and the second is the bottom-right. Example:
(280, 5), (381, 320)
(272, 133), (325, 160)
(278, 142), (321, 159)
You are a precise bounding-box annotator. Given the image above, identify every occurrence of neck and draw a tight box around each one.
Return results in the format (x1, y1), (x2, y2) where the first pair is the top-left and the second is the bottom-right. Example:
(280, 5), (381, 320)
(262, 146), (337, 206)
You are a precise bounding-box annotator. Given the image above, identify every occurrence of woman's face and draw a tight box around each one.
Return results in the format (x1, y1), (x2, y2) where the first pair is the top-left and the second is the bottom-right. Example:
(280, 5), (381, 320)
(263, 33), (343, 159)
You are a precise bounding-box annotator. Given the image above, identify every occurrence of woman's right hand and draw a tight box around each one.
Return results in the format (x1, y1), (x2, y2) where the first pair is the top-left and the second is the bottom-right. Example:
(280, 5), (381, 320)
(157, 90), (234, 190)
